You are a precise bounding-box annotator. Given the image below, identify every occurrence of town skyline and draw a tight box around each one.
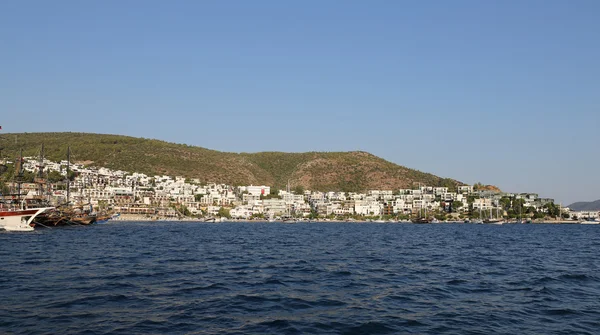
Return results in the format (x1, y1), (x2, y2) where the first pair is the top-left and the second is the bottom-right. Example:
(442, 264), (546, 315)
(2, 1), (599, 205)
(6, 153), (592, 222)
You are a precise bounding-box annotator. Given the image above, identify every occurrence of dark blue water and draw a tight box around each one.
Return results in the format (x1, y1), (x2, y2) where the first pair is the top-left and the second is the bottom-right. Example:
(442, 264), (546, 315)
(2, 222), (600, 335)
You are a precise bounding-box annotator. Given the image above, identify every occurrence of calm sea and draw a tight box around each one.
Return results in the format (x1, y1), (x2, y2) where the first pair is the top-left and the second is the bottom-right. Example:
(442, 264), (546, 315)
(1, 222), (599, 335)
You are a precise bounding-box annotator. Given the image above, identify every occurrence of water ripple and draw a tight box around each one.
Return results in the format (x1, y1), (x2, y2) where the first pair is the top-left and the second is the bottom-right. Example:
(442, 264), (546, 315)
(1, 222), (599, 334)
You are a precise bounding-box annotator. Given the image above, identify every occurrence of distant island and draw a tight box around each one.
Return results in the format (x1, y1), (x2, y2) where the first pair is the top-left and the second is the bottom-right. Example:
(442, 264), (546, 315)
(567, 200), (600, 212)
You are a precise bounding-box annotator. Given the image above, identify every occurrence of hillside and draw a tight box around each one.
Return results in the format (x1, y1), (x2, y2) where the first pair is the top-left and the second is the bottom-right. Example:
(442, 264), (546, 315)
(473, 183), (502, 193)
(0, 132), (462, 191)
(567, 200), (600, 212)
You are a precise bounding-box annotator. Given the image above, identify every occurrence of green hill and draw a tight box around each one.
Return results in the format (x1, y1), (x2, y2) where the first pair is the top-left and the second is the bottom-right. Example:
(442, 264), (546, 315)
(0, 132), (461, 191)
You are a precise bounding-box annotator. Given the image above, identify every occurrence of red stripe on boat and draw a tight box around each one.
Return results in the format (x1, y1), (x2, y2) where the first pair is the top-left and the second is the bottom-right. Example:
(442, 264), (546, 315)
(0, 210), (39, 217)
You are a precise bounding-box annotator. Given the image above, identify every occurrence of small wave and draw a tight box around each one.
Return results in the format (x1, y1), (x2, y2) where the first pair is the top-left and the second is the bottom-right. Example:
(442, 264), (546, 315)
(544, 308), (580, 316)
(315, 298), (346, 307)
(106, 281), (138, 289)
(533, 276), (558, 284)
(343, 282), (369, 289)
(558, 273), (596, 281)
(281, 297), (313, 310)
(45, 294), (130, 309)
(342, 321), (398, 335)
(401, 319), (427, 327)
(387, 295), (414, 302)
(264, 278), (288, 286)
(507, 286), (533, 292)
(446, 279), (467, 285)
(178, 283), (229, 293)
(131, 319), (170, 332)
(248, 319), (300, 333)
(48, 311), (96, 321)
(234, 294), (277, 304)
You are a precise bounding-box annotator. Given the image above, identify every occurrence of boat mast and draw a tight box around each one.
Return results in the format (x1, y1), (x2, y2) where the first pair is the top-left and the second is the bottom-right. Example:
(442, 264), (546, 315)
(36, 143), (45, 199)
(66, 146), (70, 205)
(518, 197), (522, 222)
(16, 148), (23, 204)
(558, 203), (561, 220)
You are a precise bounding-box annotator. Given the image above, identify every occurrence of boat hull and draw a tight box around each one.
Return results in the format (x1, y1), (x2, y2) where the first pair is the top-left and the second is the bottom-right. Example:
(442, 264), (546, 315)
(69, 216), (97, 225)
(1, 208), (54, 232)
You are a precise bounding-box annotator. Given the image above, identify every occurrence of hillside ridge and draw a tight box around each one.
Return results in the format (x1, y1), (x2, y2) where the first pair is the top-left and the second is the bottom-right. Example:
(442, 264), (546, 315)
(0, 132), (462, 191)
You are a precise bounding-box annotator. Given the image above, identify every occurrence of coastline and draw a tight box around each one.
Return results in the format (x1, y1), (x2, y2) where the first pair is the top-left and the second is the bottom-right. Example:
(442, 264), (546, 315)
(109, 215), (590, 225)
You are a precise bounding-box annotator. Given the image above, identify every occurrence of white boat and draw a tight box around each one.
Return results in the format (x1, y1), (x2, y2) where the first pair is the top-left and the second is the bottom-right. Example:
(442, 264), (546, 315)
(482, 204), (504, 224)
(0, 207), (54, 232)
(580, 219), (599, 225)
(484, 219), (505, 225)
(282, 215), (297, 223)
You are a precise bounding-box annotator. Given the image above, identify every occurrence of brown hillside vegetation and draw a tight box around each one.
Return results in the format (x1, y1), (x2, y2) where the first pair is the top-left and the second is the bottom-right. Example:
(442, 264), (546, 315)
(473, 183), (502, 193)
(0, 132), (463, 191)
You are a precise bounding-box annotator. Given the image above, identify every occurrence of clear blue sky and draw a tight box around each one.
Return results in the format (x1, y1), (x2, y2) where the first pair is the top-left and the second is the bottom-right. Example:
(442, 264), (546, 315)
(1, 1), (599, 205)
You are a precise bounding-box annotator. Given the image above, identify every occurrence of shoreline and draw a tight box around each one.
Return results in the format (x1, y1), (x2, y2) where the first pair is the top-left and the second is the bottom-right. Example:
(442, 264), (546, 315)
(110, 215), (589, 225)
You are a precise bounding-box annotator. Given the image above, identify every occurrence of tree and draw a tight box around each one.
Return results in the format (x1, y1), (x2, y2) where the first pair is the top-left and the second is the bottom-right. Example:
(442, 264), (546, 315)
(0, 181), (9, 195)
(467, 195), (477, 204)
(260, 193), (281, 200)
(217, 207), (231, 219)
(499, 196), (512, 211)
(512, 198), (525, 216)
(180, 205), (191, 216)
(98, 200), (109, 211)
(293, 185), (304, 195)
(433, 211), (446, 220)
(438, 178), (457, 192)
(543, 203), (561, 218)
(452, 201), (464, 212)
(47, 170), (64, 183)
